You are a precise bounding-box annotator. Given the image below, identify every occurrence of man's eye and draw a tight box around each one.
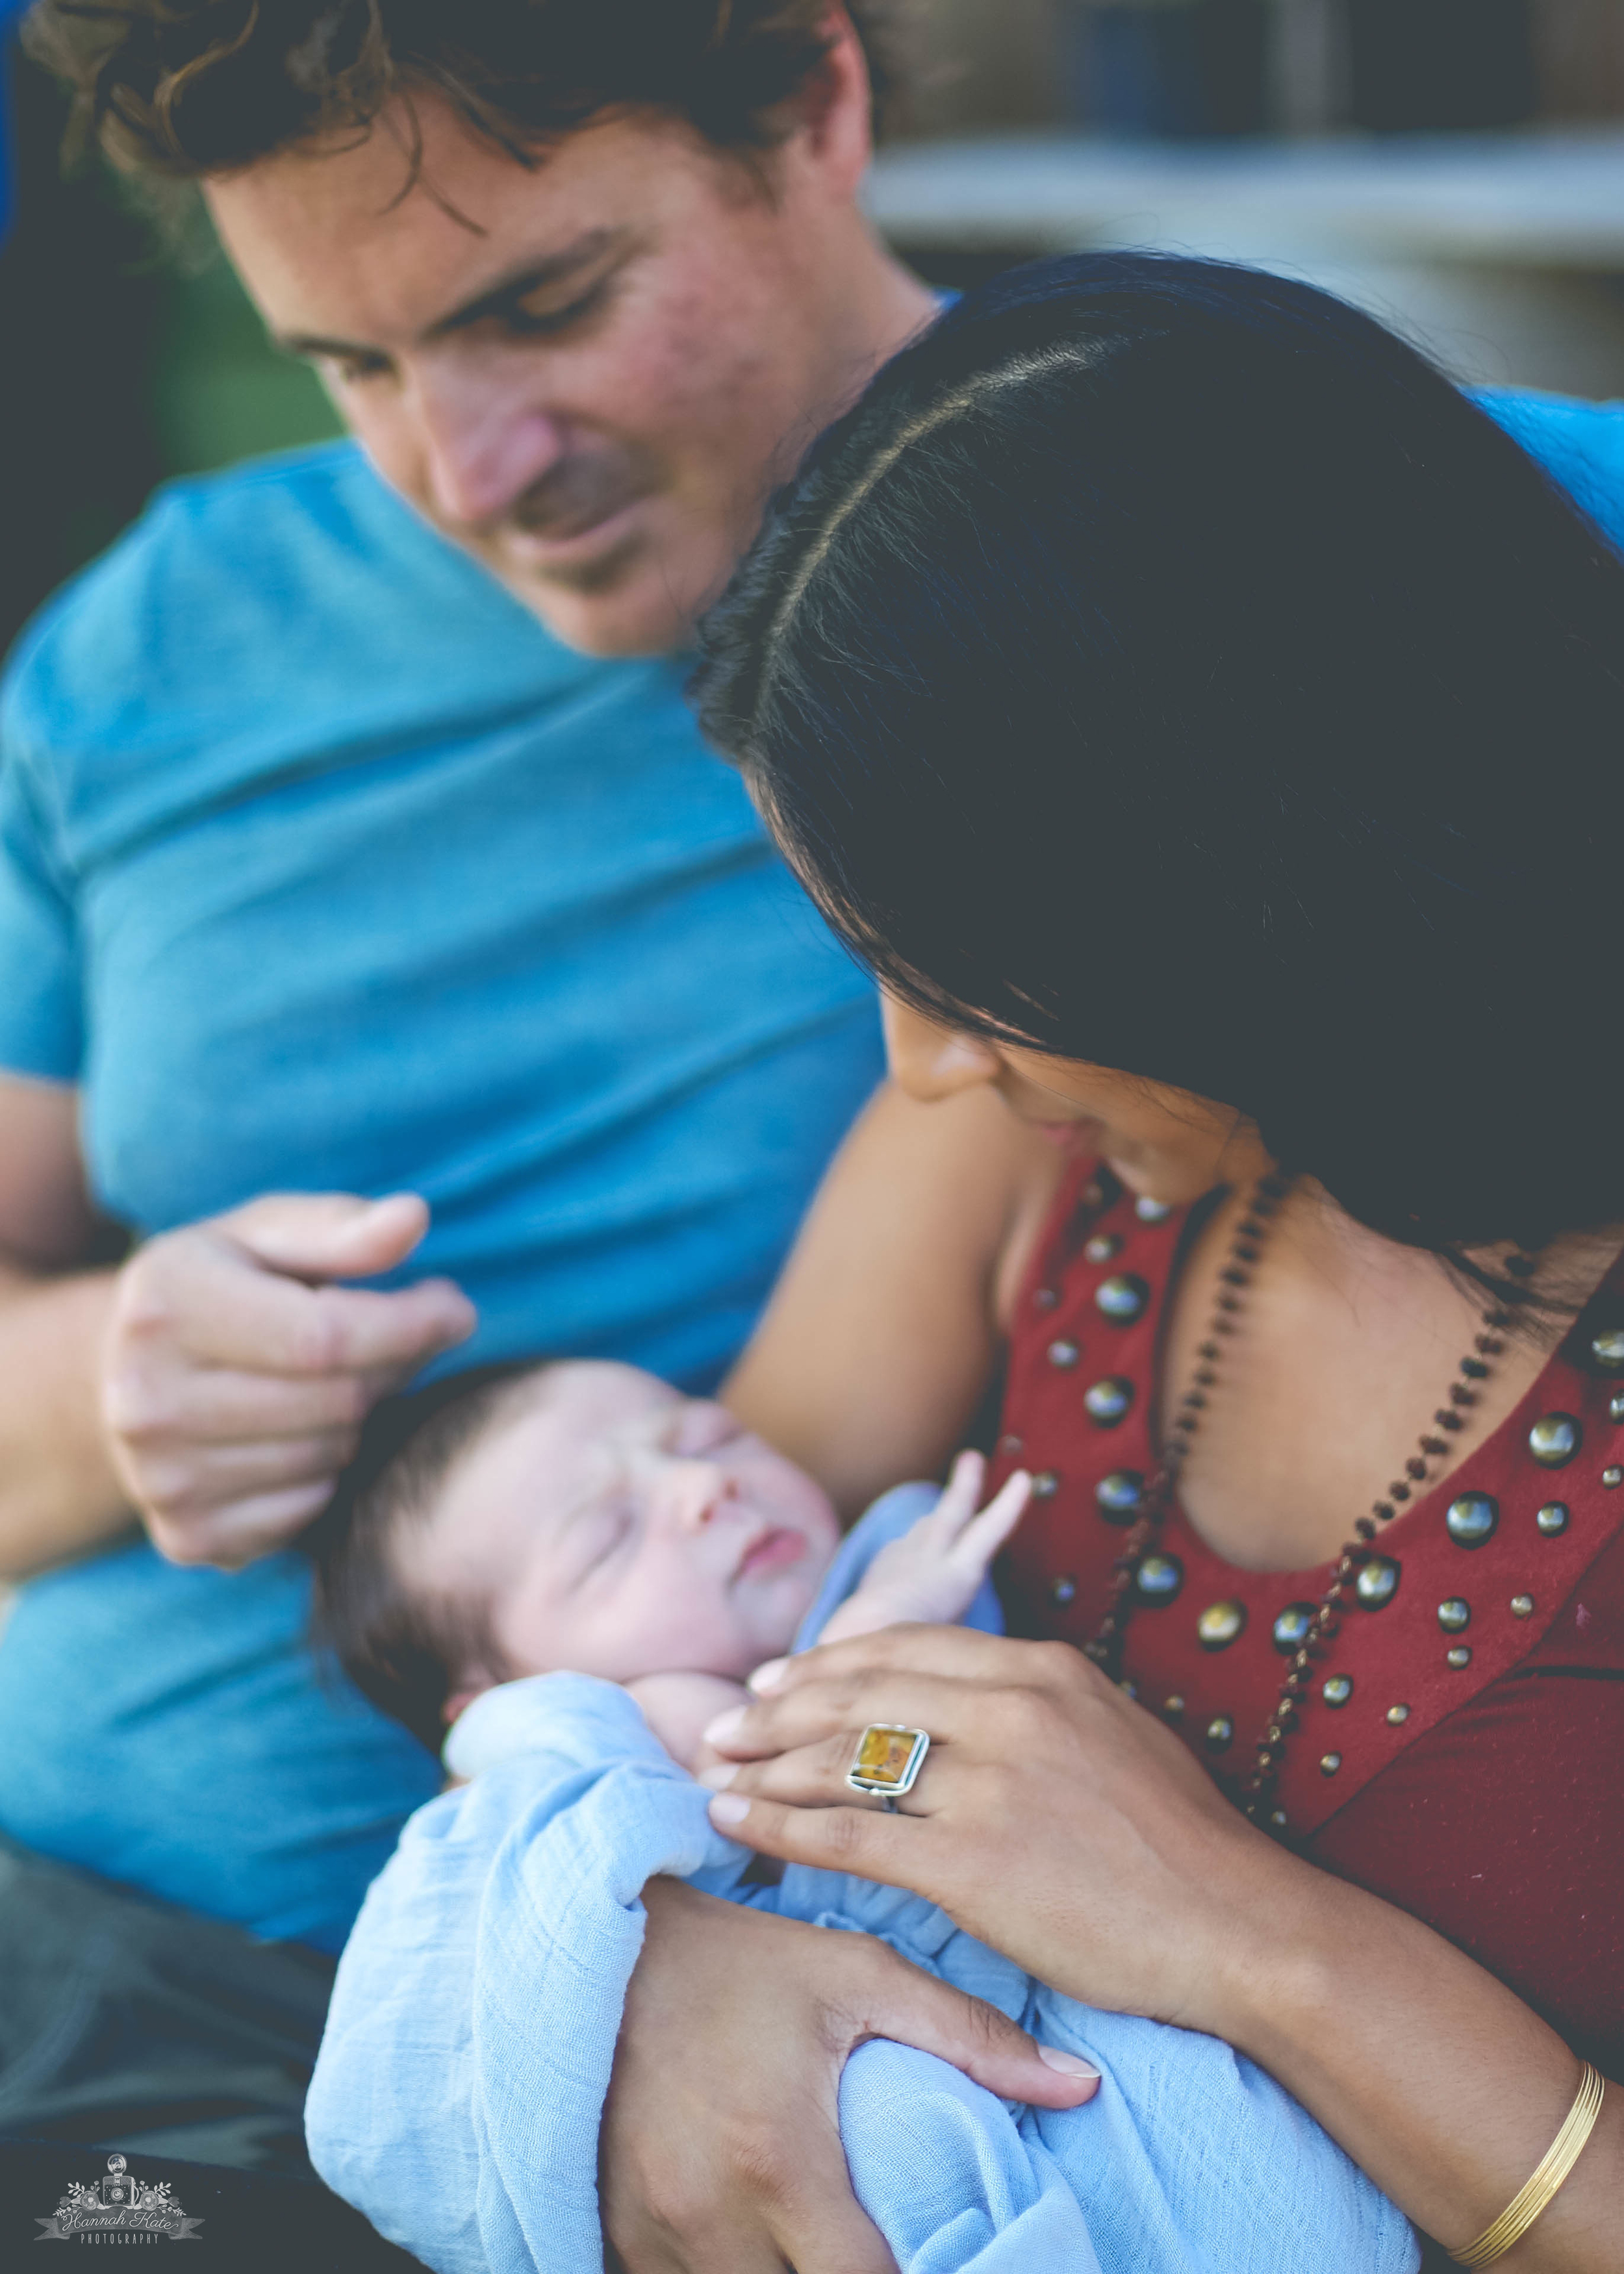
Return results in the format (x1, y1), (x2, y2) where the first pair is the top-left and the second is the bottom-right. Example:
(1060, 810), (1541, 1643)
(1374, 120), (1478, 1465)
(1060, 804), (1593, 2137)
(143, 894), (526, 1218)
(506, 277), (611, 339)
(327, 354), (392, 387)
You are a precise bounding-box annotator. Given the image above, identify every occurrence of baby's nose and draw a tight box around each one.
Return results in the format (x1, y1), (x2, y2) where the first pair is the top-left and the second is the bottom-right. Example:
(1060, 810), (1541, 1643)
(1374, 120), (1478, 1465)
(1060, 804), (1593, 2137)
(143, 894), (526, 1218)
(670, 1463), (736, 1532)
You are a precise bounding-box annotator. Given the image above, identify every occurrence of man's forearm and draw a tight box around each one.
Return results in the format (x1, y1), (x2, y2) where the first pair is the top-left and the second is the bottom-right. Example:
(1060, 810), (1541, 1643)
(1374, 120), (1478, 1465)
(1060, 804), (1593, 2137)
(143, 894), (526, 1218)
(0, 1261), (129, 1577)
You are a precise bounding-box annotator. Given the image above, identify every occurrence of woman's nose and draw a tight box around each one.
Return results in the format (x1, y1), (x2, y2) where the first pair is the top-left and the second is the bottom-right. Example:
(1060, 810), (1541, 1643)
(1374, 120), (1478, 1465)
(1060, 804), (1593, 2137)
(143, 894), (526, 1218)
(881, 994), (1004, 1103)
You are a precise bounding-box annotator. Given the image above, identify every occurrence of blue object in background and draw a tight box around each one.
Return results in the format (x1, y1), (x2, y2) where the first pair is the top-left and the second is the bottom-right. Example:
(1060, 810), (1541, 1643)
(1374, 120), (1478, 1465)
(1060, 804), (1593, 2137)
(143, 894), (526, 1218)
(0, 5), (29, 244)
(1065, 0), (1269, 138)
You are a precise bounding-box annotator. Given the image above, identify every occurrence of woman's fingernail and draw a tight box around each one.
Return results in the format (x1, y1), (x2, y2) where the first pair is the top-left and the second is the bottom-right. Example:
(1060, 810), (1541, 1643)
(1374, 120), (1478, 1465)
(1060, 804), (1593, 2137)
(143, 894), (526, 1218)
(748, 1658), (789, 1694)
(1037, 2045), (1100, 2079)
(702, 1706), (747, 1746)
(697, 1761), (737, 1790)
(708, 1793), (751, 1828)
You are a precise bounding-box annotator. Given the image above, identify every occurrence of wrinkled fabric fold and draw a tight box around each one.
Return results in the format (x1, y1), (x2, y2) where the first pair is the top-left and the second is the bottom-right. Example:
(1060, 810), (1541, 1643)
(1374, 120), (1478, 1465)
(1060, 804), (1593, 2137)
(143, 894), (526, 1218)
(309, 1665), (1416, 2274)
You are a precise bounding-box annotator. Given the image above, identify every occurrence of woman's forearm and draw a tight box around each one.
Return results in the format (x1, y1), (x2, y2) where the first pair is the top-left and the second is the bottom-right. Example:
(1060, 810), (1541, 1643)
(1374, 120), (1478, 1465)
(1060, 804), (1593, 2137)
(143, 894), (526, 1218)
(1210, 1855), (1619, 2267)
(724, 1081), (1060, 1517)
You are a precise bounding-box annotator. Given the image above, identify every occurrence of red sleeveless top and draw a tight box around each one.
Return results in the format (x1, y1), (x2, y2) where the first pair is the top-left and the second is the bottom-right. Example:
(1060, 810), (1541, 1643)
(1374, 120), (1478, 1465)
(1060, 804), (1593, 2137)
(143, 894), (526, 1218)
(989, 1159), (1624, 2078)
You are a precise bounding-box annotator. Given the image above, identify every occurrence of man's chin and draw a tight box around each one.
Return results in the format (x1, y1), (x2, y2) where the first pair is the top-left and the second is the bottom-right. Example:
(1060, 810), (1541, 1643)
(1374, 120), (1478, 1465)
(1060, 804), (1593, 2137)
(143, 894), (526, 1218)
(491, 539), (702, 659)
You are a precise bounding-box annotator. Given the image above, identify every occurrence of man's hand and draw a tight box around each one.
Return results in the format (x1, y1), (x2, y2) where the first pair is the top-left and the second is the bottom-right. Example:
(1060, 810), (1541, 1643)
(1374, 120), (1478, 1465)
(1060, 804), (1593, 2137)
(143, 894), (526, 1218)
(600, 1877), (1098, 2274)
(101, 1192), (476, 1569)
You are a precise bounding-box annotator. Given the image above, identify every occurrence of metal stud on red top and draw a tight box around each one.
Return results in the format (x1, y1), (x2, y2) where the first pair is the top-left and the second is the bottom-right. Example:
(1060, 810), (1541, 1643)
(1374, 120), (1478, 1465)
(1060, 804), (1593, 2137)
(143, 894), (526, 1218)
(1082, 1172), (1538, 1832)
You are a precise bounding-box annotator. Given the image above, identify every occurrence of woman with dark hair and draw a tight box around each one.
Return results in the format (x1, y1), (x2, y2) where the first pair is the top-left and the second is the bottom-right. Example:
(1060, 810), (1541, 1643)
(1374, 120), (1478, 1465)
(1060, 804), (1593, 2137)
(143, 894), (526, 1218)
(687, 256), (1623, 2266)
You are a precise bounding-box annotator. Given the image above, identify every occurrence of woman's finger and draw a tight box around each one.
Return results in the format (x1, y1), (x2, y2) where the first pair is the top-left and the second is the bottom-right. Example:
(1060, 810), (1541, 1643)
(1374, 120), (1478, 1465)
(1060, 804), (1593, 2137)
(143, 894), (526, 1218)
(703, 1728), (967, 1815)
(709, 1786), (934, 1888)
(707, 1666), (1000, 1764)
(749, 1620), (1027, 1700)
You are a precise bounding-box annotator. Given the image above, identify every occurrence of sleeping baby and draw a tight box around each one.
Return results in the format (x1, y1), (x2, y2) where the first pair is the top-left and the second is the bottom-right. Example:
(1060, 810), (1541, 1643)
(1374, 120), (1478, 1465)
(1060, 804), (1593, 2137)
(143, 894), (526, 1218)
(307, 1360), (1418, 2274)
(312, 1355), (1032, 1771)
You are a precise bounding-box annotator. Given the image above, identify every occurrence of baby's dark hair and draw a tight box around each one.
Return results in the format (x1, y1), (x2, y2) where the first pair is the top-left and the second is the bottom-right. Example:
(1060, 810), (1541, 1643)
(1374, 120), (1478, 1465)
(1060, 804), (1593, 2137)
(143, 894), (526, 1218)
(309, 1360), (552, 1751)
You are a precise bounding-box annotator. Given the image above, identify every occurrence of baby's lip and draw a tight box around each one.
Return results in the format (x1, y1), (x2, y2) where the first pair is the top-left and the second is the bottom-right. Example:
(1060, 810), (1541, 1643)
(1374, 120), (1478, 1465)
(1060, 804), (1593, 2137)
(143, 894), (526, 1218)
(732, 1526), (807, 1585)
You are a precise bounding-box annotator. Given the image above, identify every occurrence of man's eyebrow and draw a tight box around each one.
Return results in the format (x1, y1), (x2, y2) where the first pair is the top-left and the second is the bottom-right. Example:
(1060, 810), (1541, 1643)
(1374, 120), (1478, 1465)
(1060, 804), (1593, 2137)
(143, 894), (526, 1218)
(273, 228), (628, 361)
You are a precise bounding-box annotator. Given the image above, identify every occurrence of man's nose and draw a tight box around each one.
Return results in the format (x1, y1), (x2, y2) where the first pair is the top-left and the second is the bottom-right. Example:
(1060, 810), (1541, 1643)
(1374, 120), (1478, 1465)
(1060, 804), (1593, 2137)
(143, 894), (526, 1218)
(411, 364), (566, 528)
(881, 994), (1004, 1103)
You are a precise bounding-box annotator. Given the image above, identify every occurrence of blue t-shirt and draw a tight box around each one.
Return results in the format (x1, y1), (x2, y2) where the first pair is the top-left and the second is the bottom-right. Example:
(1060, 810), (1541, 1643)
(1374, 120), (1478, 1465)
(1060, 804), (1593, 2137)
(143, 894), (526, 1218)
(0, 442), (883, 1949)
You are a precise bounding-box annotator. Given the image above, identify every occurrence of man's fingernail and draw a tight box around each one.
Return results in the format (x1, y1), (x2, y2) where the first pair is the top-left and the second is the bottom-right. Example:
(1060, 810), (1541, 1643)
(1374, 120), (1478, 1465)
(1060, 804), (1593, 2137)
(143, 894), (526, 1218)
(708, 1794), (751, 1828)
(702, 1706), (747, 1746)
(1037, 2045), (1100, 2079)
(361, 1193), (416, 1221)
(748, 1658), (789, 1694)
(697, 1761), (737, 1790)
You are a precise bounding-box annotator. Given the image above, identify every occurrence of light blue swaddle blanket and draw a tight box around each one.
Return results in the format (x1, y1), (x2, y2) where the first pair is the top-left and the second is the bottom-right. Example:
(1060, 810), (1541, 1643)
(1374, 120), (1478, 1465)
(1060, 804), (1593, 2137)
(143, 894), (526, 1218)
(307, 1487), (1418, 2274)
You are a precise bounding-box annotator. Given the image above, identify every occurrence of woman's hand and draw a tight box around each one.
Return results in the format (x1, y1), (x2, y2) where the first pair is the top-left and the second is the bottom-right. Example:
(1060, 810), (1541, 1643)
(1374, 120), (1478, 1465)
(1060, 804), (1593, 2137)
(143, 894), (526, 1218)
(701, 1624), (1297, 2038)
(702, 1630), (1624, 2267)
(600, 1876), (1100, 2274)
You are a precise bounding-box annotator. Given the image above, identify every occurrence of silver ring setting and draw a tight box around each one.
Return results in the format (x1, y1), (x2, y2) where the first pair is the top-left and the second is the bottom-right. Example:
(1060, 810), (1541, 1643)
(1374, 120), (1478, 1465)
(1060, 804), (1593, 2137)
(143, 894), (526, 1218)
(846, 1723), (932, 1806)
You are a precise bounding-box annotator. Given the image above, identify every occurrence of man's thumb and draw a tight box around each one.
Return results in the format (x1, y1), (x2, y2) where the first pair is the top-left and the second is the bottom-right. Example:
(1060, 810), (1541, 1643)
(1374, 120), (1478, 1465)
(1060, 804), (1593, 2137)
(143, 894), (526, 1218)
(221, 1192), (433, 1283)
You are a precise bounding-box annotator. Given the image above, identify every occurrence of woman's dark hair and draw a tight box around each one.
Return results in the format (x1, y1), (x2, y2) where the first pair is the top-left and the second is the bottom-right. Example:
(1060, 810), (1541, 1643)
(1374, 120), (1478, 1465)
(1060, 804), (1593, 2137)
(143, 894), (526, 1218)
(696, 252), (1624, 1265)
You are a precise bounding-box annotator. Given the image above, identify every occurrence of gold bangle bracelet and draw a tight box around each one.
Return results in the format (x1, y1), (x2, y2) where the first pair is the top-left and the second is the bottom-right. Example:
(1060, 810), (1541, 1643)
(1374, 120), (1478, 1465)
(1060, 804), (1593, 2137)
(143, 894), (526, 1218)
(1447, 2062), (1607, 2268)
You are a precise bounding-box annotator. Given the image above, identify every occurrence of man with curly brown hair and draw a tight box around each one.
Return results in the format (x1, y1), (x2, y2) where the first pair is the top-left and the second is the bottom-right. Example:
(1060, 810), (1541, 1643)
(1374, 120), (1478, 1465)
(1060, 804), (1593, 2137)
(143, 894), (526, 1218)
(27, 0), (924, 651)
(0, 5), (1037, 2247)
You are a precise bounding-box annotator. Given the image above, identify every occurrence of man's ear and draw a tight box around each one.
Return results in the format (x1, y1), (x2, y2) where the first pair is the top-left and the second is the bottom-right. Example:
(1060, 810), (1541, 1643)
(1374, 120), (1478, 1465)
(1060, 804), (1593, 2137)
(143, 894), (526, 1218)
(794, 8), (876, 188)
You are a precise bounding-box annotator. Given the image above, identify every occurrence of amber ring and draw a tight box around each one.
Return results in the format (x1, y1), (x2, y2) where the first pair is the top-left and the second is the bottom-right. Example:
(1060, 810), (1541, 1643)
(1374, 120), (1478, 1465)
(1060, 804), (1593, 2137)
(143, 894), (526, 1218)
(846, 1723), (932, 1811)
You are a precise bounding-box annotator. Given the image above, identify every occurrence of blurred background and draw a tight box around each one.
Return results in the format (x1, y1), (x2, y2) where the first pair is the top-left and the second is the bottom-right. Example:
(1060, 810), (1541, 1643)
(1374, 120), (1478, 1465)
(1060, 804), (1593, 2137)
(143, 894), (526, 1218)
(7, 0), (1624, 659)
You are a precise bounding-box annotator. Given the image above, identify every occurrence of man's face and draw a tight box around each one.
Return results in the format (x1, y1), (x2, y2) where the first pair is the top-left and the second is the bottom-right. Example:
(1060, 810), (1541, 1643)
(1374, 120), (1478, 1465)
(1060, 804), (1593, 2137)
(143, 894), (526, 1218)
(206, 40), (928, 655)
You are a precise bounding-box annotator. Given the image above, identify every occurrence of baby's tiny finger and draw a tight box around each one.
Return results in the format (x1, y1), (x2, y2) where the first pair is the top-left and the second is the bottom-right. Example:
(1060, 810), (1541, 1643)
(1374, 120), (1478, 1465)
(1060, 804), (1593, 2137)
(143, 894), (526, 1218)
(954, 1471), (1033, 1565)
(933, 1448), (986, 1537)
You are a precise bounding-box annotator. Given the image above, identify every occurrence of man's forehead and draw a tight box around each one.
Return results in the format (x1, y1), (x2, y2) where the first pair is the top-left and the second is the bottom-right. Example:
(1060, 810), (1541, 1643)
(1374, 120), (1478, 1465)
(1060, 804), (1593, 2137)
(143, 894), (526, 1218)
(205, 95), (685, 343)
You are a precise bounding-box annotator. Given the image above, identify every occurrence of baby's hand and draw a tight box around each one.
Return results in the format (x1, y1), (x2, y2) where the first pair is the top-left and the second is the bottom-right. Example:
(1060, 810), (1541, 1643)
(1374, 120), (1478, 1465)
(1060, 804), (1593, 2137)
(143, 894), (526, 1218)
(818, 1452), (1032, 1646)
(625, 1670), (753, 1774)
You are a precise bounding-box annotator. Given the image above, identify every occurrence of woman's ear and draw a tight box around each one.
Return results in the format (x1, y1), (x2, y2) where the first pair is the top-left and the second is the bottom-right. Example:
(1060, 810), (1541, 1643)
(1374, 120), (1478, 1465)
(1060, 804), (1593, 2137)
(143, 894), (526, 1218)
(882, 992), (1004, 1103)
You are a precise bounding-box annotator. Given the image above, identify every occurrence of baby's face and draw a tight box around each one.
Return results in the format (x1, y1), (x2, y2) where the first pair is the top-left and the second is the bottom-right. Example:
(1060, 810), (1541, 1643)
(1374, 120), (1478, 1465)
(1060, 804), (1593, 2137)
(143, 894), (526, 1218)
(400, 1362), (840, 1695)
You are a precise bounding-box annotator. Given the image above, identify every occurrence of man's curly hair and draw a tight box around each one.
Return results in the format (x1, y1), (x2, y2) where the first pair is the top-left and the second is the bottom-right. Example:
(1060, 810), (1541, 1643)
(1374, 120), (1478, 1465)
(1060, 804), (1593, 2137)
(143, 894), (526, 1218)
(22, 0), (906, 179)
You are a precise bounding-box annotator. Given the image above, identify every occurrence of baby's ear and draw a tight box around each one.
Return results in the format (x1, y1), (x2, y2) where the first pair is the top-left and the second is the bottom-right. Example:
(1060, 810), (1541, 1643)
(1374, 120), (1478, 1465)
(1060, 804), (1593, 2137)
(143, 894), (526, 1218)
(442, 1678), (496, 1729)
